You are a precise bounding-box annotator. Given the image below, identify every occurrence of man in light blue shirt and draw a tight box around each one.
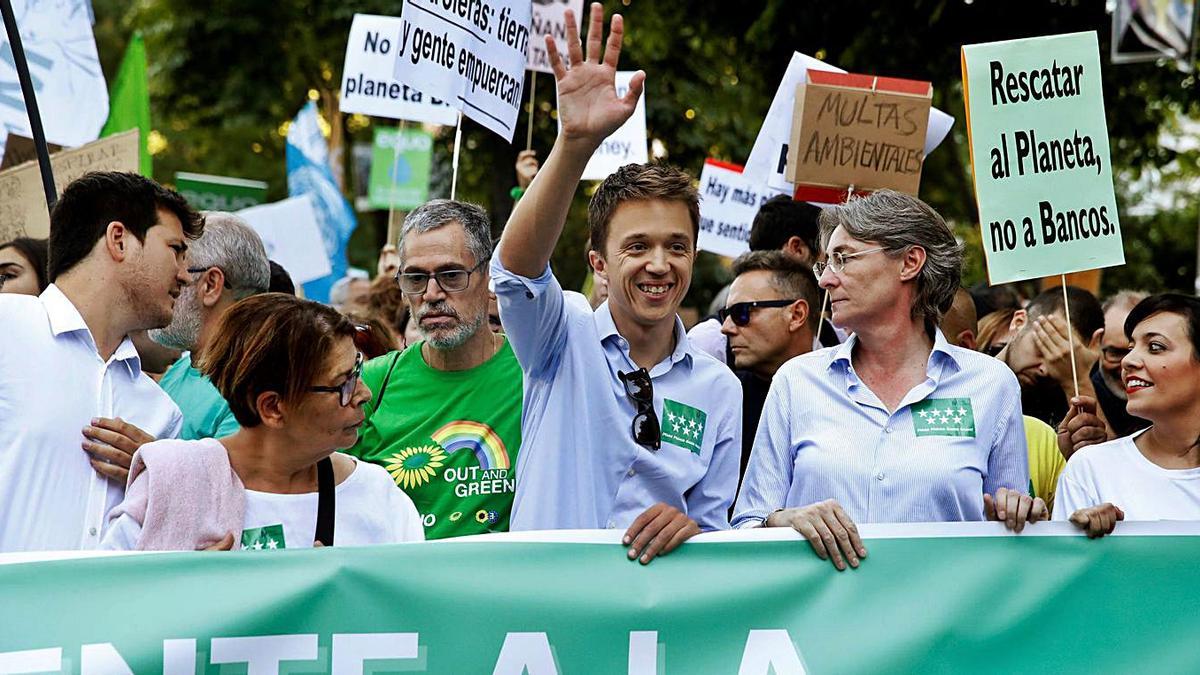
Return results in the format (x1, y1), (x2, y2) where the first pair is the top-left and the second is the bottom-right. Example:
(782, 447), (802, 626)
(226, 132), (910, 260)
(151, 212), (270, 440)
(492, 5), (741, 564)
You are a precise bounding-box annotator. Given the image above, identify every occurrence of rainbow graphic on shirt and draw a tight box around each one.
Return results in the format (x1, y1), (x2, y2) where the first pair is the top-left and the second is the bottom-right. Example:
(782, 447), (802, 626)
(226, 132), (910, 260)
(431, 420), (510, 470)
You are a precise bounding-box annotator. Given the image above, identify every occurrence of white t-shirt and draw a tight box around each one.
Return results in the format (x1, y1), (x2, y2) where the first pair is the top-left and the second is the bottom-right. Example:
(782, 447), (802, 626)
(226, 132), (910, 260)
(1052, 430), (1200, 521)
(103, 455), (424, 550)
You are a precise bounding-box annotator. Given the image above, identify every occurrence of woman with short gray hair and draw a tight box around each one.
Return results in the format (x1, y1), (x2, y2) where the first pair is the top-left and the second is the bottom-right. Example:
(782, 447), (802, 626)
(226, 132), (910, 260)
(733, 190), (1037, 571)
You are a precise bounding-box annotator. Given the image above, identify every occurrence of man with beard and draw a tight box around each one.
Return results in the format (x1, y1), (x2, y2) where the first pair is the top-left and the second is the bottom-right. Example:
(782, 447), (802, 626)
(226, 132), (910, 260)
(150, 212), (271, 440)
(0, 172), (203, 551)
(349, 200), (522, 540)
(1090, 290), (1151, 437)
(492, 4), (741, 564)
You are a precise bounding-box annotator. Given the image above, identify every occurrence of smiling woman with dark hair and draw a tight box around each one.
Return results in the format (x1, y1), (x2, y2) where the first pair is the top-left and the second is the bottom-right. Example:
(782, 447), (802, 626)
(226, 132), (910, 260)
(102, 293), (424, 551)
(1053, 293), (1200, 537)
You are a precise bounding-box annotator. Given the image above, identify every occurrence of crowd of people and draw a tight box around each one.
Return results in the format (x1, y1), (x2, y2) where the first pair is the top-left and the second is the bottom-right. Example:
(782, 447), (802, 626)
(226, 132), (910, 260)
(2, 4), (1198, 568)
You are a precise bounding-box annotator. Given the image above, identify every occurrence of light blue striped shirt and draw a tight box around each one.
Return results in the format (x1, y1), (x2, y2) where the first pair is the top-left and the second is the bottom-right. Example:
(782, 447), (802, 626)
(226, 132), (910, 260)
(732, 330), (1028, 527)
(492, 259), (742, 532)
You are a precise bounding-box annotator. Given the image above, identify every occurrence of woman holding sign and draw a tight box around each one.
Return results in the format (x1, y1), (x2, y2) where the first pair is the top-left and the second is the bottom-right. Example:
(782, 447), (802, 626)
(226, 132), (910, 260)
(732, 189), (1039, 570)
(1053, 294), (1200, 537)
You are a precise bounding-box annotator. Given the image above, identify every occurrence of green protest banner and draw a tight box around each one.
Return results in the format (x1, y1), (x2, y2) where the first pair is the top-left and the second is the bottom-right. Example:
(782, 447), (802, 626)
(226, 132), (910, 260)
(962, 32), (1124, 284)
(368, 127), (433, 211)
(175, 172), (269, 212)
(2, 524), (1199, 673)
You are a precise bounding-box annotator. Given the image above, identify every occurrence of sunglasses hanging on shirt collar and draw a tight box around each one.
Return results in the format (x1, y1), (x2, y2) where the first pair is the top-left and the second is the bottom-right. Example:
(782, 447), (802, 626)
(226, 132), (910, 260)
(618, 368), (661, 450)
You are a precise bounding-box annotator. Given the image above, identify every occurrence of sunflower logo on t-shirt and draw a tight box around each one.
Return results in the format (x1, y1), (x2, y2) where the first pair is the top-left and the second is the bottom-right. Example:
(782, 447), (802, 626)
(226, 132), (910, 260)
(386, 445), (447, 489)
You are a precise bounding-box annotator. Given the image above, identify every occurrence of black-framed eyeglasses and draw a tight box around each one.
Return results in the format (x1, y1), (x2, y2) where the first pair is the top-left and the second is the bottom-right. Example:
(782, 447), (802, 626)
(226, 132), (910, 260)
(1101, 346), (1131, 363)
(308, 352), (364, 406)
(396, 257), (489, 295)
(618, 368), (660, 451)
(718, 299), (799, 327)
(187, 265), (233, 290)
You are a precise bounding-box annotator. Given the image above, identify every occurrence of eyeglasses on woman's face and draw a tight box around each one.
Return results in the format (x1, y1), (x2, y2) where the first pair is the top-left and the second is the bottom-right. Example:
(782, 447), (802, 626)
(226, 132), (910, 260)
(308, 351), (364, 406)
(811, 247), (888, 278)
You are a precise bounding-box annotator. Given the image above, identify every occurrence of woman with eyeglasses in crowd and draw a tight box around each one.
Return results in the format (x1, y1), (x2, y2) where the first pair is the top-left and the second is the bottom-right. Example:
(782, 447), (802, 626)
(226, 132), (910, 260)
(102, 293), (423, 550)
(732, 190), (1039, 571)
(1053, 294), (1200, 537)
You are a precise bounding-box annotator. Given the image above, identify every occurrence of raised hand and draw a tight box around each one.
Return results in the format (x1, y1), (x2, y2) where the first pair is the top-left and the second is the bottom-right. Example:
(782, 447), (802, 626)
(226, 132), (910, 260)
(1056, 395), (1109, 459)
(546, 2), (644, 148)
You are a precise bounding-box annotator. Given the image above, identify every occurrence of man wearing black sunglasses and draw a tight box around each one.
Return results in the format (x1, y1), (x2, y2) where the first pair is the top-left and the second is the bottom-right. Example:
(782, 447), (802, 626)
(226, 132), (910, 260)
(492, 4), (742, 564)
(719, 251), (819, 477)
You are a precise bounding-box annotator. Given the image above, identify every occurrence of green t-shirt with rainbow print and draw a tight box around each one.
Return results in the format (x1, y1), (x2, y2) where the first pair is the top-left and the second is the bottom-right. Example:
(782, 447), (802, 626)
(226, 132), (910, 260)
(348, 339), (522, 540)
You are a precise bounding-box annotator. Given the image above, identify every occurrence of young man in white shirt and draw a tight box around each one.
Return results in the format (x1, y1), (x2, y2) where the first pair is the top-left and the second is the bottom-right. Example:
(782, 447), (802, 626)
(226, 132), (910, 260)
(0, 171), (204, 551)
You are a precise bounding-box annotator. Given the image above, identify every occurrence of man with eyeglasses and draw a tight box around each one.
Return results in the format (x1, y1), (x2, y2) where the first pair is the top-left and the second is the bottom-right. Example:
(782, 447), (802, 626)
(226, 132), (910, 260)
(719, 251), (820, 478)
(150, 212), (271, 442)
(1089, 290), (1151, 437)
(491, 4), (742, 564)
(348, 200), (523, 540)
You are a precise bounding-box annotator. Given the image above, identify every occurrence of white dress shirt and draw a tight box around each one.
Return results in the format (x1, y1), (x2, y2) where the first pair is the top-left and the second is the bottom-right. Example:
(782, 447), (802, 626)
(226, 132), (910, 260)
(0, 285), (183, 551)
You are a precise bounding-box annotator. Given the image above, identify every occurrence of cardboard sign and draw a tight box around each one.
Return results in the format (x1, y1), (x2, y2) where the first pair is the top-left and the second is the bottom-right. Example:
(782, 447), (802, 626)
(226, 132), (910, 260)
(579, 71), (648, 181)
(744, 52), (954, 198)
(367, 126), (433, 209)
(0, 134), (63, 170)
(786, 71), (932, 199)
(175, 172), (268, 211)
(0, 130), (139, 242)
(962, 32), (1123, 284)
(393, 0), (531, 140)
(696, 159), (788, 259)
(526, 0), (584, 74)
(236, 196), (333, 285)
(340, 14), (459, 126)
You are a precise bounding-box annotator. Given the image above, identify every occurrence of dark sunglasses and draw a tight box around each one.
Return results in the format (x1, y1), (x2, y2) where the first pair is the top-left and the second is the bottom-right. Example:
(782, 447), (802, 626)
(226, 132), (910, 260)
(618, 368), (660, 450)
(309, 352), (364, 406)
(718, 299), (799, 327)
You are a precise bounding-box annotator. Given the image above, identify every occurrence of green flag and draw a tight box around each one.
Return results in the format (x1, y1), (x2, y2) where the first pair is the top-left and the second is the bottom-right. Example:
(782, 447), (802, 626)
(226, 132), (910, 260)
(100, 32), (152, 176)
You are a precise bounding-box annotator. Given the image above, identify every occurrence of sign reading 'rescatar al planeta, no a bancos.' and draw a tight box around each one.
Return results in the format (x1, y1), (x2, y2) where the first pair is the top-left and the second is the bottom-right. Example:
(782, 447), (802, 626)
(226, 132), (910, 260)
(962, 31), (1124, 284)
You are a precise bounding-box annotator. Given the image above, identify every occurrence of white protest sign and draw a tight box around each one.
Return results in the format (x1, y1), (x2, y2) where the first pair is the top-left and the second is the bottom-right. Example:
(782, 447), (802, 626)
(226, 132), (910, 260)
(340, 14), (459, 125)
(697, 159), (788, 259)
(743, 52), (955, 196)
(580, 71), (648, 181)
(237, 195), (333, 285)
(0, 0), (109, 159)
(526, 0), (583, 74)
(393, 0), (531, 140)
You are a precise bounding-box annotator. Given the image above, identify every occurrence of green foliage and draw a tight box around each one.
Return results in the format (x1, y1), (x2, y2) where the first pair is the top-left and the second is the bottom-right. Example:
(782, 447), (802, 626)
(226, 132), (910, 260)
(89, 0), (1198, 301)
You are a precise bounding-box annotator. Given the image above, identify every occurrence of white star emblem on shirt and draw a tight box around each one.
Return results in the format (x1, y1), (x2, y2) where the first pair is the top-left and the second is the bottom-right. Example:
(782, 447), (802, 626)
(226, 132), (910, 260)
(918, 410), (929, 419)
(251, 541), (264, 550)
(266, 538), (279, 550)
(957, 407), (967, 416)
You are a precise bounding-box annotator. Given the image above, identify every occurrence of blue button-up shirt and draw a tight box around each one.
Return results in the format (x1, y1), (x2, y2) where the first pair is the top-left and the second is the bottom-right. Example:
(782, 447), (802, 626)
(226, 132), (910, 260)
(492, 259), (742, 532)
(732, 330), (1028, 527)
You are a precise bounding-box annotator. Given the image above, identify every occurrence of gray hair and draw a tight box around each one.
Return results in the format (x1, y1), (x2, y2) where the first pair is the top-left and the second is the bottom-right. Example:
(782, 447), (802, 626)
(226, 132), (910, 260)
(398, 199), (493, 269)
(189, 212), (271, 300)
(818, 189), (962, 328)
(731, 250), (821, 331)
(1102, 289), (1149, 313)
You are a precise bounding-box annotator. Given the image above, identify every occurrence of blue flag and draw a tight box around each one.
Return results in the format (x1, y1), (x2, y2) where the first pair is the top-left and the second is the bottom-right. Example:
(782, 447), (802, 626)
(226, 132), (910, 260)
(286, 101), (357, 302)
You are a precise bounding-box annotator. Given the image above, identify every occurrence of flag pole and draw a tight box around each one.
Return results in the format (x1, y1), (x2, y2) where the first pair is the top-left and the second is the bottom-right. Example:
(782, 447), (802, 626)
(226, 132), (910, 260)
(450, 112), (463, 201)
(815, 289), (830, 345)
(1061, 274), (1081, 400)
(1, 0), (56, 208)
(525, 71), (537, 151)
(386, 120), (406, 237)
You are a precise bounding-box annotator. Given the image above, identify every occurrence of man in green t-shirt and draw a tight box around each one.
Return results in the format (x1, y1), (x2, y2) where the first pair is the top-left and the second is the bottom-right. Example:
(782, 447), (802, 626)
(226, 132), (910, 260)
(350, 200), (522, 539)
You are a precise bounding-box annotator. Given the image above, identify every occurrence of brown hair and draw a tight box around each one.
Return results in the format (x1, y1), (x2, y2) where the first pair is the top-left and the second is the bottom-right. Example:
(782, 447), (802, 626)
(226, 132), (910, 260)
(367, 273), (408, 337)
(197, 293), (357, 426)
(345, 312), (400, 360)
(976, 307), (1016, 354)
(731, 250), (821, 332)
(587, 163), (700, 255)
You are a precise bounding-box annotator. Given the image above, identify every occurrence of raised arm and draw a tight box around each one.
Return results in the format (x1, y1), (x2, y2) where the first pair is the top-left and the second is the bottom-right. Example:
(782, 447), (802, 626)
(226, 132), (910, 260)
(497, 2), (645, 277)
